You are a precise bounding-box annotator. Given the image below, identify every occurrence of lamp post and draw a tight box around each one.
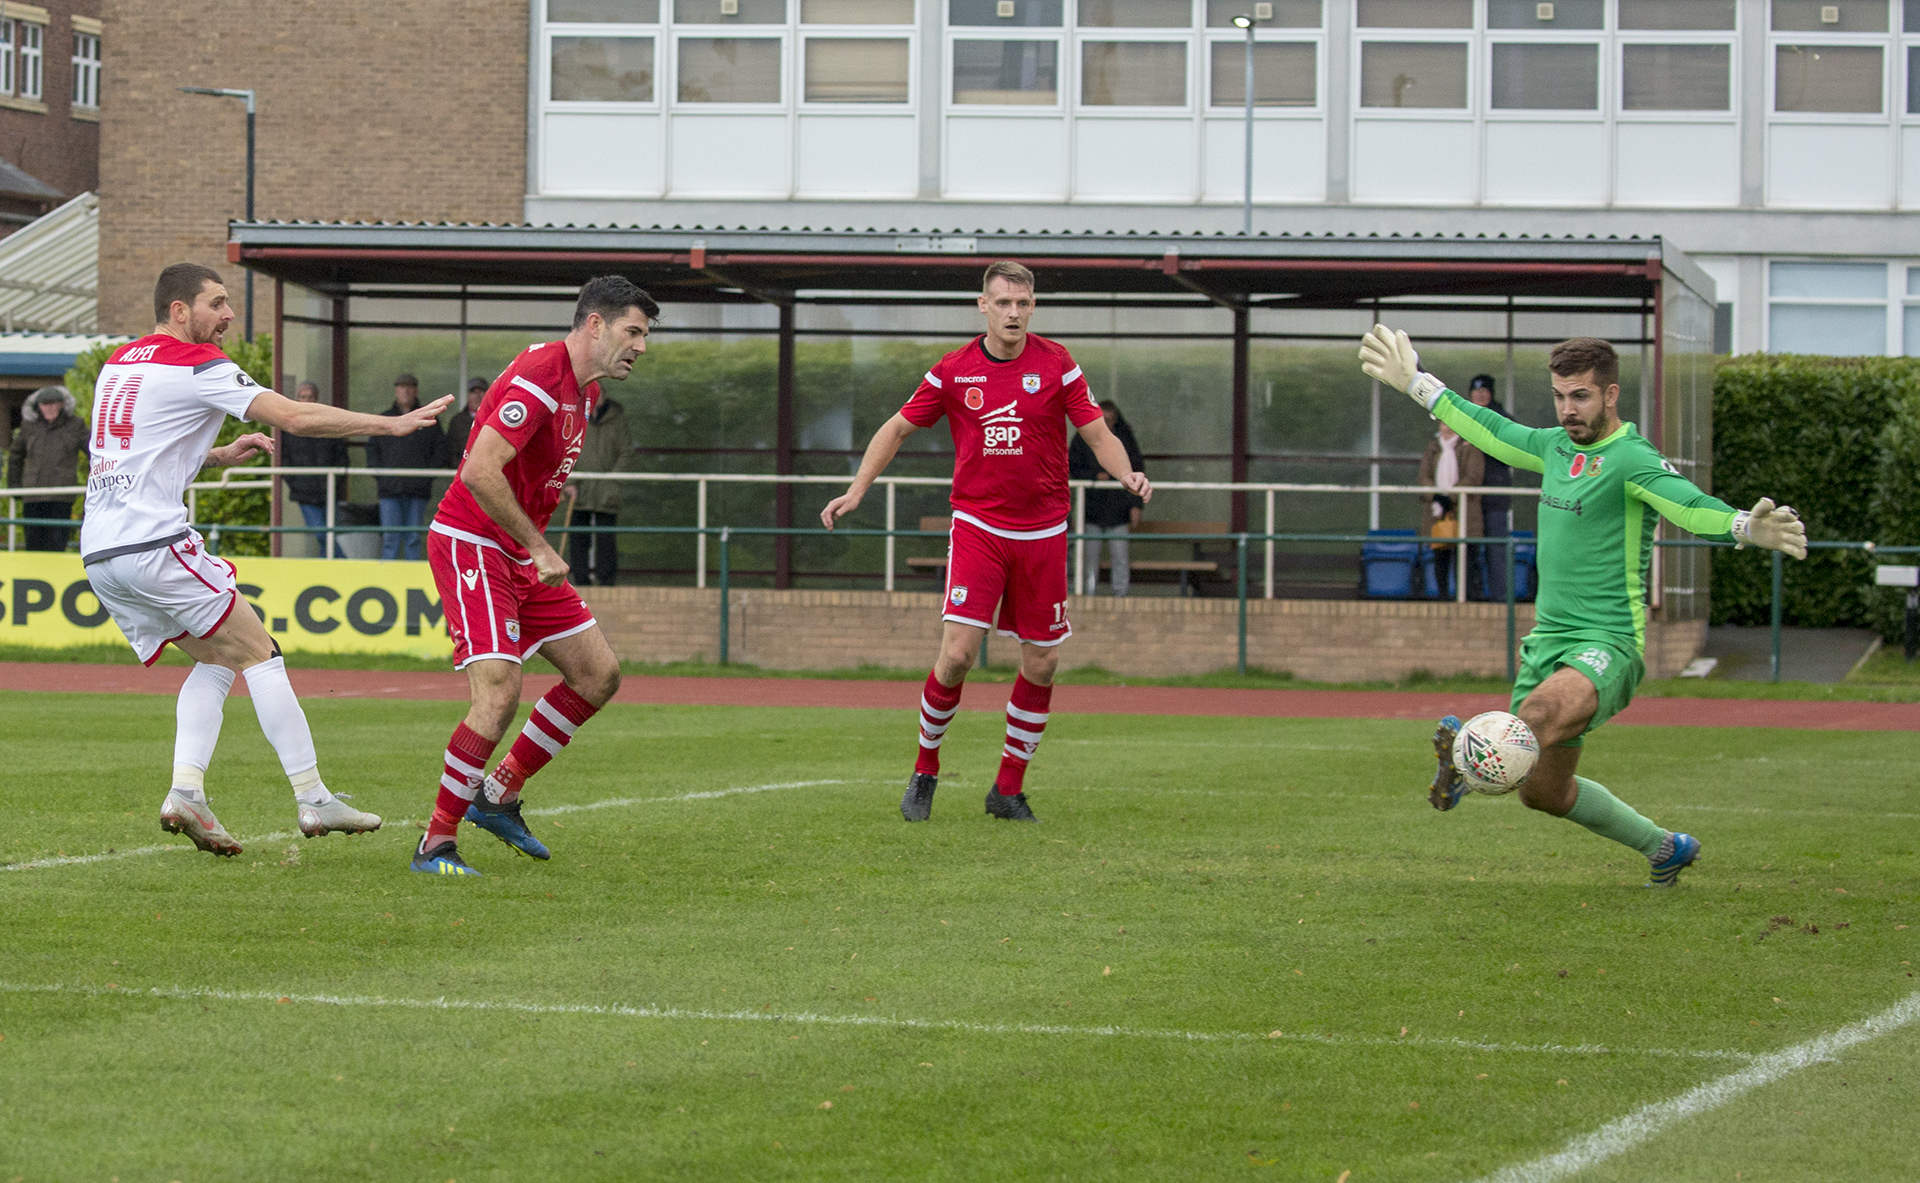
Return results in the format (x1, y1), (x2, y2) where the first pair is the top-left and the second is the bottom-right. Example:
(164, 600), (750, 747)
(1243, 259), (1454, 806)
(1231, 15), (1256, 235)
(178, 84), (255, 338)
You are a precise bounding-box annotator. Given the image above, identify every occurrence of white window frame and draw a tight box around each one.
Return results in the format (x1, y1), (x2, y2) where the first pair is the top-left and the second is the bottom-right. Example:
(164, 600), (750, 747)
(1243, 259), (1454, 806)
(672, 30), (791, 107)
(1616, 22), (1740, 125)
(946, 32), (1069, 113)
(1767, 5), (1894, 124)
(1902, 0), (1919, 121)
(543, 27), (665, 110)
(1202, 32), (1327, 119)
(71, 30), (99, 109)
(1485, 34), (1608, 124)
(1352, 31), (1479, 121)
(798, 29), (916, 110)
(0, 19), (13, 96)
(17, 16), (40, 100)
(1764, 258), (1900, 356)
(1074, 31), (1196, 114)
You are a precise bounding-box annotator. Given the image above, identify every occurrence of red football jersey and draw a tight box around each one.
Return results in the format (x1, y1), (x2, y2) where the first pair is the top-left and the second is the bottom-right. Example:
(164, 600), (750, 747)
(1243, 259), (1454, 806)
(900, 334), (1100, 535)
(433, 341), (598, 561)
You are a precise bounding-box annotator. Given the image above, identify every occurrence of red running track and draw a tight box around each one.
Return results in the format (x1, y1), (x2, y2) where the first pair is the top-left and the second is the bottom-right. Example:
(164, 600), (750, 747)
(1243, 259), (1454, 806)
(4, 662), (1915, 730)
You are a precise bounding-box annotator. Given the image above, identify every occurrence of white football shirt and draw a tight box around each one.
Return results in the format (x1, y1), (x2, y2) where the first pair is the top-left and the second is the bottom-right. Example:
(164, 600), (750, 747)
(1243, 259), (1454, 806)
(79, 334), (264, 565)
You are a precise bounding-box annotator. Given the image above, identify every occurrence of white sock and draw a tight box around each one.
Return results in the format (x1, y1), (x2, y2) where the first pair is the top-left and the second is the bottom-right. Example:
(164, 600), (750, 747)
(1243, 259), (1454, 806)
(172, 663), (235, 798)
(241, 657), (330, 804)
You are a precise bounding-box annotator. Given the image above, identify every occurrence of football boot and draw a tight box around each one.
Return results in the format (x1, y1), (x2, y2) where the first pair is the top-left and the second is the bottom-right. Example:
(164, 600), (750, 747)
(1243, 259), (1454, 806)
(410, 838), (482, 876)
(465, 798), (551, 860)
(901, 772), (937, 822)
(1646, 832), (1701, 888)
(160, 790), (242, 857)
(985, 786), (1039, 822)
(298, 795), (383, 837)
(1428, 715), (1469, 811)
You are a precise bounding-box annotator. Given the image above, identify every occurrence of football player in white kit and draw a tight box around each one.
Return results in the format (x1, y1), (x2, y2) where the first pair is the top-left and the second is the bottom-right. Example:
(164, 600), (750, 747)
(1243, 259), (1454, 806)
(83, 264), (450, 856)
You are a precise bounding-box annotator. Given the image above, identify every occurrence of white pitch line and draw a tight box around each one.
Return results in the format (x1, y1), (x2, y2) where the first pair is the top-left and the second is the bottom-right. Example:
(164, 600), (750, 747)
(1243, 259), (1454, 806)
(1669, 803), (1920, 821)
(1470, 990), (1920, 1183)
(0, 980), (1750, 1062)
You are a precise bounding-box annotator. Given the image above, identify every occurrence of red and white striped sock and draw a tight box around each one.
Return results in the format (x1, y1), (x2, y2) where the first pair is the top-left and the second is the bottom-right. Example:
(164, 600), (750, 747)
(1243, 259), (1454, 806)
(914, 671), (963, 777)
(995, 674), (1052, 794)
(480, 683), (599, 806)
(425, 722), (497, 847)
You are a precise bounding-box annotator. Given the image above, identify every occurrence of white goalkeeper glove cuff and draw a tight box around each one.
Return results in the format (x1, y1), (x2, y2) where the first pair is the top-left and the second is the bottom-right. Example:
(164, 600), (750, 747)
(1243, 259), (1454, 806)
(1731, 498), (1808, 560)
(1407, 372), (1447, 411)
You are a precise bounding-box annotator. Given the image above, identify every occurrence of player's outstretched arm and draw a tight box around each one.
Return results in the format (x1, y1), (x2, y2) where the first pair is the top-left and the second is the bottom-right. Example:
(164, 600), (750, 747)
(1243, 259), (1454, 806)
(1358, 323), (1545, 474)
(822, 413), (920, 530)
(1732, 498), (1808, 560)
(243, 389), (454, 440)
(1074, 416), (1152, 505)
(1358, 324), (1448, 409)
(206, 431), (274, 467)
(463, 426), (570, 586)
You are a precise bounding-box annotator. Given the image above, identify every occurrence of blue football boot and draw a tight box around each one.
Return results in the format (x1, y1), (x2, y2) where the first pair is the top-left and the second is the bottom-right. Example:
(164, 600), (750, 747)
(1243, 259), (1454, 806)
(1647, 832), (1701, 888)
(465, 797), (552, 860)
(1429, 715), (1469, 811)
(410, 838), (482, 876)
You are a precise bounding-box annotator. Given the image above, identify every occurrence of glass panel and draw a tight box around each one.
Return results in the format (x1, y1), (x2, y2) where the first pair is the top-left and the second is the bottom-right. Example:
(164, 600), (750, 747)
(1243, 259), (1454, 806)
(1908, 0), (1920, 30)
(1774, 45), (1883, 112)
(1910, 44), (1919, 113)
(1356, 0), (1472, 28)
(1079, 0), (1192, 25)
(552, 36), (657, 100)
(952, 39), (1060, 101)
(1769, 304), (1887, 354)
(805, 37), (910, 100)
(1907, 306), (1920, 357)
(1210, 39), (1317, 104)
(677, 37), (783, 100)
(1082, 40), (1187, 103)
(1770, 261), (1886, 298)
(1206, 0), (1321, 25)
(1359, 41), (1468, 105)
(1770, 0), (1889, 31)
(948, 0), (1065, 25)
(549, 0), (661, 20)
(1488, 0), (1602, 28)
(1619, 0), (1735, 29)
(1490, 42), (1598, 109)
(1622, 43), (1730, 109)
(675, 0), (787, 21)
(802, 0), (913, 19)
(1909, 266), (1920, 296)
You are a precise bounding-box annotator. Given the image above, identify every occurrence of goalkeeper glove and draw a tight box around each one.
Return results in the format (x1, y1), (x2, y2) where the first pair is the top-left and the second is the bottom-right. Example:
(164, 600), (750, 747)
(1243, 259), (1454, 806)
(1359, 324), (1448, 411)
(1731, 498), (1808, 560)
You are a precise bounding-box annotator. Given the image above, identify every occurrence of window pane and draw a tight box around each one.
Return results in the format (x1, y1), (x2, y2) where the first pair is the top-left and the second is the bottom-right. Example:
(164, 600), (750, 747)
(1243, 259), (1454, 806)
(1359, 40), (1467, 106)
(1082, 41), (1187, 103)
(1908, 0), (1919, 30)
(1488, 0), (1602, 28)
(1909, 266), (1920, 296)
(1356, 0), (1472, 28)
(1210, 40), (1316, 104)
(1770, 0), (1888, 32)
(1771, 261), (1886, 298)
(1907, 306), (1920, 357)
(1909, 44), (1919, 113)
(952, 39), (1059, 101)
(1775, 45), (1882, 113)
(1206, 0), (1321, 26)
(949, 0), (1065, 25)
(675, 0), (786, 21)
(1619, 0), (1735, 29)
(1490, 42), (1598, 109)
(802, 0), (913, 20)
(1079, 0), (1191, 25)
(552, 36), (656, 99)
(549, 0), (661, 20)
(678, 37), (783, 100)
(1770, 304), (1887, 354)
(805, 37), (909, 100)
(1622, 43), (1730, 109)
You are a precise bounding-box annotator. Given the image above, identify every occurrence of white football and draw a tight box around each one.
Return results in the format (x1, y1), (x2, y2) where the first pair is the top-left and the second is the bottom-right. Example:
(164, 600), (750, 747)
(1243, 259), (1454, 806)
(1452, 711), (1539, 795)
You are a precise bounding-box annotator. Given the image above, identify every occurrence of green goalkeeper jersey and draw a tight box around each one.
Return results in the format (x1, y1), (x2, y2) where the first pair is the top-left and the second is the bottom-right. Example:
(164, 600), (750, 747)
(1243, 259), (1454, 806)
(1430, 390), (1738, 655)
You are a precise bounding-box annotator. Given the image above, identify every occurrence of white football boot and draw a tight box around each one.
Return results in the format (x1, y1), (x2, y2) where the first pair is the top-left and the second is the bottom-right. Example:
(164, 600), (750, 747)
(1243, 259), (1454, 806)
(160, 790), (243, 857)
(298, 795), (383, 838)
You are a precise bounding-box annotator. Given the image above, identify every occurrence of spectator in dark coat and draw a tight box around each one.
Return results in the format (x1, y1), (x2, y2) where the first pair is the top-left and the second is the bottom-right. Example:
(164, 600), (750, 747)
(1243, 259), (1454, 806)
(565, 396), (633, 587)
(1068, 399), (1145, 596)
(1466, 374), (1515, 601)
(8, 385), (88, 552)
(363, 373), (445, 560)
(280, 381), (351, 557)
(445, 376), (487, 464)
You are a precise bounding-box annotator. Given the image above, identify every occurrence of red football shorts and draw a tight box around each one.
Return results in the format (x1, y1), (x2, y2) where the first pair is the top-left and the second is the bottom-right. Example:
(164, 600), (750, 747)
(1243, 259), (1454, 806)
(941, 515), (1071, 647)
(428, 528), (597, 670)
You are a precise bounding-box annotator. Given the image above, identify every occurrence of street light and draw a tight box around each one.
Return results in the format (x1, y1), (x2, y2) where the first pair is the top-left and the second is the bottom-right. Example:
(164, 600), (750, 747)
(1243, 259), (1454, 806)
(181, 85), (257, 338)
(1231, 15), (1256, 236)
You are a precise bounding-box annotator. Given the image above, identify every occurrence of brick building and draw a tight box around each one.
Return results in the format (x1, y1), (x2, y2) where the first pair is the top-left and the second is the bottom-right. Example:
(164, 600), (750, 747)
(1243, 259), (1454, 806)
(0, 0), (100, 234)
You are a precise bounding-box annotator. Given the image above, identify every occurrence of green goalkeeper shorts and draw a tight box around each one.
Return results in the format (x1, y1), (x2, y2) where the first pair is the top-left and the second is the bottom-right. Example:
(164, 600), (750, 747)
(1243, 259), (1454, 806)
(1509, 632), (1644, 748)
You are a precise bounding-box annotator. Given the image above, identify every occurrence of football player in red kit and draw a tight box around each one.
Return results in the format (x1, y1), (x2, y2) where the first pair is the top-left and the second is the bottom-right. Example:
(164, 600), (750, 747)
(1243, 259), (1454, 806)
(411, 276), (657, 875)
(822, 261), (1151, 823)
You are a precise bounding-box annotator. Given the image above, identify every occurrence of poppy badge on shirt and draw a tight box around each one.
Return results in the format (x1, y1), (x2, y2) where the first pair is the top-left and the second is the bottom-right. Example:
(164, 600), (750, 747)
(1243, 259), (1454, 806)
(965, 386), (984, 411)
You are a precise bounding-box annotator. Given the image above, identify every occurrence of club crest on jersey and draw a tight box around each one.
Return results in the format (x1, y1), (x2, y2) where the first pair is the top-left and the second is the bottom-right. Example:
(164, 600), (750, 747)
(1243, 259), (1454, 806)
(505, 619), (521, 642)
(499, 400), (528, 429)
(949, 585), (968, 606)
(965, 386), (985, 411)
(1021, 373), (1041, 394)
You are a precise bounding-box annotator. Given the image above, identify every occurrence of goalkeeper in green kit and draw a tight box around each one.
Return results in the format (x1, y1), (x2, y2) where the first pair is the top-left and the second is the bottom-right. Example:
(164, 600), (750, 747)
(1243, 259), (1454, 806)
(1358, 328), (1809, 886)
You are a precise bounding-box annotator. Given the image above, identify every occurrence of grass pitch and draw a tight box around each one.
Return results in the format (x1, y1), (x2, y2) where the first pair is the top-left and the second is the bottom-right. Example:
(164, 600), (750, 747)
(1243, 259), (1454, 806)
(2, 691), (1917, 1182)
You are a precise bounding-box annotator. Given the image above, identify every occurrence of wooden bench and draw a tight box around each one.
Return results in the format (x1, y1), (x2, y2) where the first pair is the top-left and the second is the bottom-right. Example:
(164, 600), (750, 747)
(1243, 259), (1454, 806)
(904, 516), (956, 570)
(907, 517), (1227, 595)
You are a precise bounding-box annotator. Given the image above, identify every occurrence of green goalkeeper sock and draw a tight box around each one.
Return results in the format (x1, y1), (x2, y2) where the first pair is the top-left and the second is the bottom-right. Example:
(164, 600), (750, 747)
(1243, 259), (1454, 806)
(1563, 777), (1667, 860)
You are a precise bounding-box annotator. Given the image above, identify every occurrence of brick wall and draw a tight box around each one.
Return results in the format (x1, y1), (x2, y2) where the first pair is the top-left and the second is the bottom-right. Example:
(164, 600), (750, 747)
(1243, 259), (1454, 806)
(96, 0), (527, 333)
(581, 588), (1708, 682)
(0, 0), (100, 231)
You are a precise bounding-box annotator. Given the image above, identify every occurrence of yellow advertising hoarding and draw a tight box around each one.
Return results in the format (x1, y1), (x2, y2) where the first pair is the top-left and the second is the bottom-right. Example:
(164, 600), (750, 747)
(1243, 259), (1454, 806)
(0, 551), (454, 660)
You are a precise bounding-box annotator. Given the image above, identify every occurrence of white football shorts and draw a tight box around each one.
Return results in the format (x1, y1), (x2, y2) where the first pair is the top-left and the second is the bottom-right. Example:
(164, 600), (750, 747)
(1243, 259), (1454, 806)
(85, 530), (241, 665)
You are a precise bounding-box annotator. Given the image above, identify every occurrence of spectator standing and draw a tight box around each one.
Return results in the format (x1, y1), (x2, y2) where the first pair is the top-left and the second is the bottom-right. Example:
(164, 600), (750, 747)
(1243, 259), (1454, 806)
(364, 373), (445, 560)
(1466, 374), (1515, 601)
(1418, 421), (1484, 599)
(279, 381), (351, 557)
(445, 376), (487, 461)
(566, 394), (633, 587)
(9, 385), (89, 552)
(1067, 399), (1145, 596)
